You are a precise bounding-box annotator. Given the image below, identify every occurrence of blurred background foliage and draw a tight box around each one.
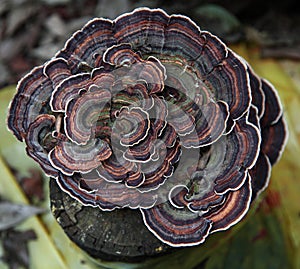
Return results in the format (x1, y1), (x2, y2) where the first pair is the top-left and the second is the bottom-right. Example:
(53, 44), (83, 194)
(0, 0), (300, 268)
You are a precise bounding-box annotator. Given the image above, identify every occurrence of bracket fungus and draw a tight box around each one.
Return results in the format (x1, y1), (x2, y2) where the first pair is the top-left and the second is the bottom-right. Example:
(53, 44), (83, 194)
(8, 7), (287, 258)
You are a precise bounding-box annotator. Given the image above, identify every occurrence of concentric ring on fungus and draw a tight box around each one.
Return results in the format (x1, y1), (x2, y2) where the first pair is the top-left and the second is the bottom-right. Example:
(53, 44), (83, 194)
(7, 7), (288, 248)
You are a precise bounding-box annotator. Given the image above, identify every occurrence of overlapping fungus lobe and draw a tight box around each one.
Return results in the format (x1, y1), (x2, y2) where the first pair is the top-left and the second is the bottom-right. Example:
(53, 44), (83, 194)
(8, 66), (53, 141)
(25, 114), (59, 178)
(113, 106), (151, 147)
(7, 7), (287, 247)
(64, 88), (112, 145)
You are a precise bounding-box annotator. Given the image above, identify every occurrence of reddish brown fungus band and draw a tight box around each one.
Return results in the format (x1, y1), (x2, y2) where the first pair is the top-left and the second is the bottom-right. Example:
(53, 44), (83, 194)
(7, 7), (287, 247)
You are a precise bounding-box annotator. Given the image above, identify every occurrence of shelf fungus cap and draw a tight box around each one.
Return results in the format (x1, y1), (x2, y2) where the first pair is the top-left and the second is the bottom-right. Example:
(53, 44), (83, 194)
(7, 7), (288, 248)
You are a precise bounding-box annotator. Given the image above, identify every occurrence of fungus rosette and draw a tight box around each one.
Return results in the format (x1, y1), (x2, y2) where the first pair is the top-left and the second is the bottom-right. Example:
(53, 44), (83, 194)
(8, 8), (287, 247)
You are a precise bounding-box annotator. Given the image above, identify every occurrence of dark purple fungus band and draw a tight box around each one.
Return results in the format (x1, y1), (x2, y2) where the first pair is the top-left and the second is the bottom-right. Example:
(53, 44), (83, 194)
(8, 8), (287, 247)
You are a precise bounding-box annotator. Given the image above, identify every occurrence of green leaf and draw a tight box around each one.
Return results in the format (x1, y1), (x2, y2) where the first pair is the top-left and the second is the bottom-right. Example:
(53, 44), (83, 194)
(203, 201), (290, 269)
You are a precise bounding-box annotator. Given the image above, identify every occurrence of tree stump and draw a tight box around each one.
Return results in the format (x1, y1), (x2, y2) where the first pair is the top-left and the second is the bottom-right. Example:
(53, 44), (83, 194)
(50, 178), (174, 263)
